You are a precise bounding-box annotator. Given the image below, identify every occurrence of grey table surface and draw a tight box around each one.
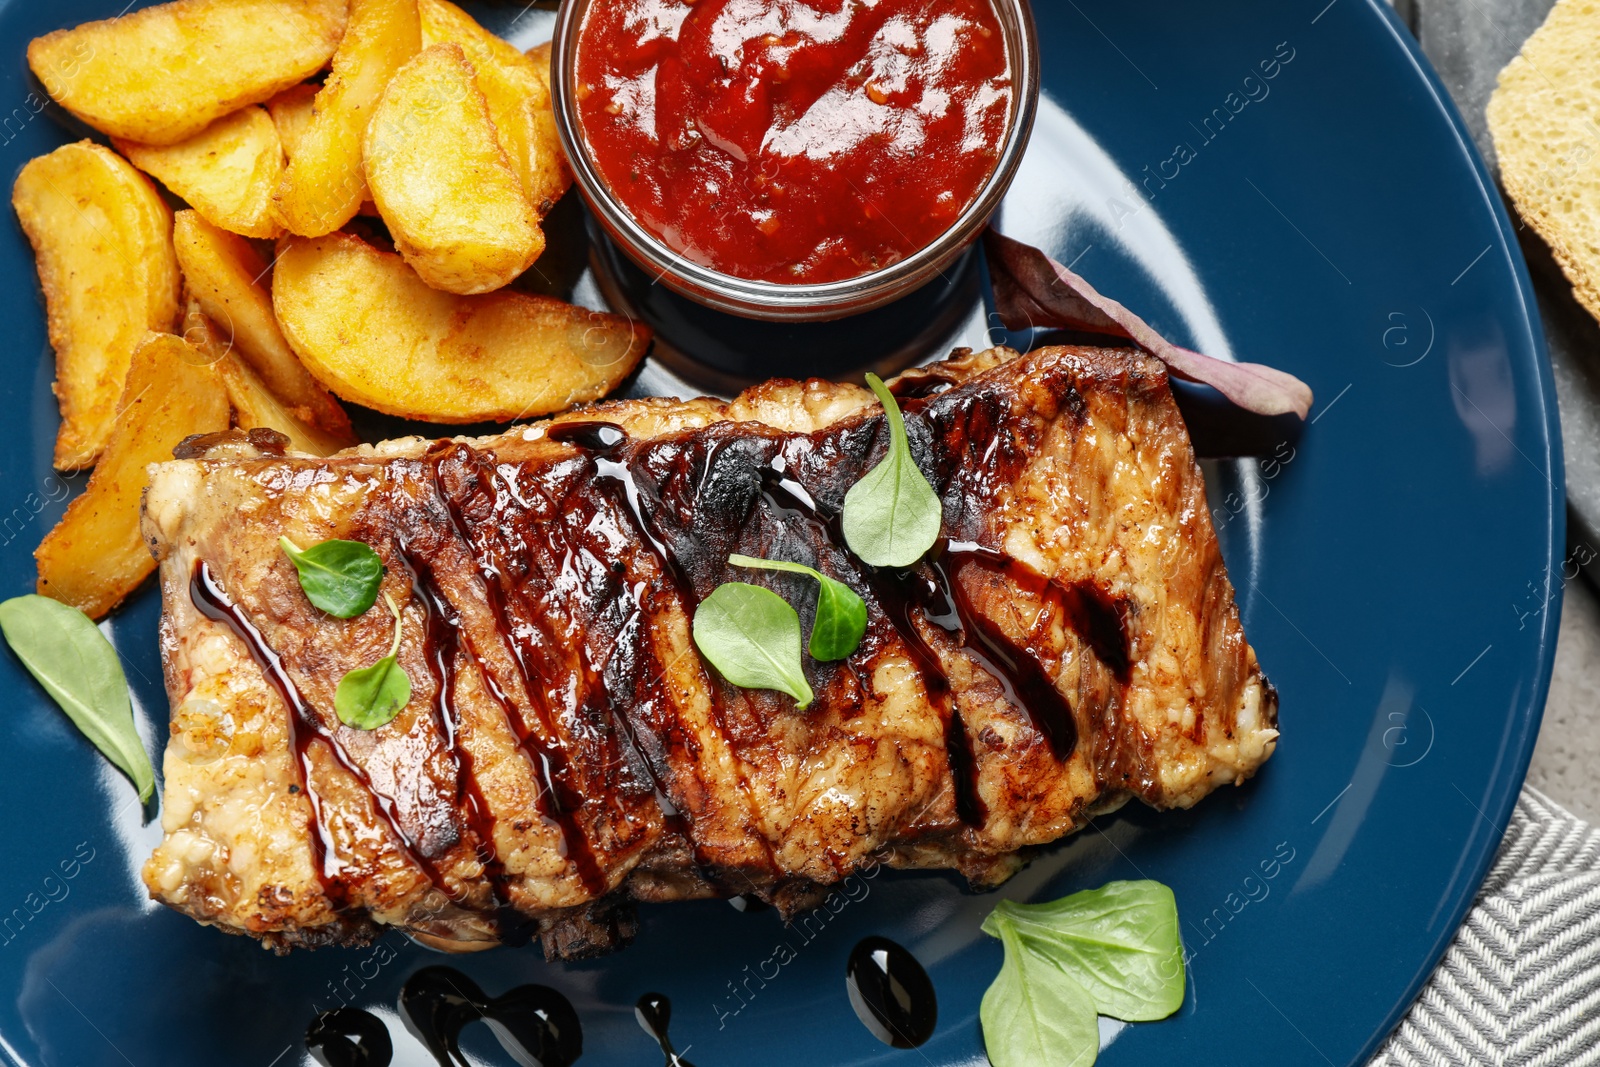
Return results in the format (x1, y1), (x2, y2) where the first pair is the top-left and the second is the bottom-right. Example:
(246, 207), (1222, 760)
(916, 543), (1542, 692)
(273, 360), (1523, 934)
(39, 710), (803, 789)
(1399, 0), (1600, 822)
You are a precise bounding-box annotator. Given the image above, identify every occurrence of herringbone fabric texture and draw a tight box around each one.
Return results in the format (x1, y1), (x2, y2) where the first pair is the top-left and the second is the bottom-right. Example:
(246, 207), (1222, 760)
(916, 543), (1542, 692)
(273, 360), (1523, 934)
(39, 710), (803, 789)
(1371, 787), (1600, 1066)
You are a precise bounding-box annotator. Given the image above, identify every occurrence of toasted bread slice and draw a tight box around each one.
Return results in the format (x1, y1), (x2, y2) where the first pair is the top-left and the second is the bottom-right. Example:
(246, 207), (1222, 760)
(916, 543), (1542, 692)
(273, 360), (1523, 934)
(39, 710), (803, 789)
(1489, 0), (1600, 323)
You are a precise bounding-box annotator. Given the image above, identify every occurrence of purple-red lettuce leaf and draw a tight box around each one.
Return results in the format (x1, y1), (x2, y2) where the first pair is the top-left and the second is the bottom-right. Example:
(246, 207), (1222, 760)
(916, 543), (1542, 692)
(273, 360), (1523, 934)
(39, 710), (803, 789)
(984, 229), (1313, 419)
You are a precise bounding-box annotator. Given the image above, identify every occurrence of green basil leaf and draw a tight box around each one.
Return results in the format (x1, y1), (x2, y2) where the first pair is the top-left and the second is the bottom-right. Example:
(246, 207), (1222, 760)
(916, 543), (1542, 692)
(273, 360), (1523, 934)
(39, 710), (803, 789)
(984, 881), (1186, 1021)
(279, 536), (384, 618)
(809, 572), (869, 660)
(334, 595), (412, 730)
(692, 582), (814, 708)
(841, 373), (943, 568)
(727, 554), (867, 661)
(981, 919), (1101, 1067)
(0, 595), (155, 802)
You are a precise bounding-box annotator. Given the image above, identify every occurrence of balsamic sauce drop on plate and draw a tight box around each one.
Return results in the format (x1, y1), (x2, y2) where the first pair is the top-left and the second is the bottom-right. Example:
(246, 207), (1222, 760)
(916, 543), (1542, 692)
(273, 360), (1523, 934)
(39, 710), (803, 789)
(305, 1007), (393, 1067)
(845, 937), (938, 1049)
(635, 993), (697, 1066)
(398, 966), (582, 1067)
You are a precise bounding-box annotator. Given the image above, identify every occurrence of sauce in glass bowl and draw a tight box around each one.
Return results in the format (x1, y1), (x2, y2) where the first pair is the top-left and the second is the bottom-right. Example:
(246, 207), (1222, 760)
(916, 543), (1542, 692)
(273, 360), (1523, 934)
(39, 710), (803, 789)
(573, 0), (1013, 286)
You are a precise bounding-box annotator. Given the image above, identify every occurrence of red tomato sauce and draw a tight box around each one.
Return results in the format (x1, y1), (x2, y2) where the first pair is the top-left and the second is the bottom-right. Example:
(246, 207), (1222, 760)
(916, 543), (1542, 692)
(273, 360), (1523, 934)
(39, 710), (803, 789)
(574, 0), (1012, 285)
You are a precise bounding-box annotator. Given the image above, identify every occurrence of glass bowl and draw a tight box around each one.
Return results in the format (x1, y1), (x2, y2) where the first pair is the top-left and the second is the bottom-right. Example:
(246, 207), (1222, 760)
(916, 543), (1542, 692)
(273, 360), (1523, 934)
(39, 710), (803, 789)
(549, 0), (1041, 323)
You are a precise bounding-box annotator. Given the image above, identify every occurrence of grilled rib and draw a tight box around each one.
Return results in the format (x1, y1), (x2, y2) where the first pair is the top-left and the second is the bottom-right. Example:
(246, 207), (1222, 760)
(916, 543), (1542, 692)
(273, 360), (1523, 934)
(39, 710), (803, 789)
(140, 345), (1278, 958)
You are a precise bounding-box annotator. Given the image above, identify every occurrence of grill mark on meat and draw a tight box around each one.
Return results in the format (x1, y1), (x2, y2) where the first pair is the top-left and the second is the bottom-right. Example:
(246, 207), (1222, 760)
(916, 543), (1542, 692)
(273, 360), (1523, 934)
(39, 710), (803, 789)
(749, 448), (1134, 809)
(399, 543), (524, 931)
(909, 371), (1047, 540)
(189, 560), (465, 907)
(428, 444), (609, 898)
(543, 421), (785, 890)
(748, 453), (989, 827)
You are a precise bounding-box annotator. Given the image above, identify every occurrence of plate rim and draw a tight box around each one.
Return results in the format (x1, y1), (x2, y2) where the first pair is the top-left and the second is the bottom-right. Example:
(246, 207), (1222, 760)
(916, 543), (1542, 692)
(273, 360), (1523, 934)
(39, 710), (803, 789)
(1344, 1), (1566, 1062)
(0, 2), (1570, 1065)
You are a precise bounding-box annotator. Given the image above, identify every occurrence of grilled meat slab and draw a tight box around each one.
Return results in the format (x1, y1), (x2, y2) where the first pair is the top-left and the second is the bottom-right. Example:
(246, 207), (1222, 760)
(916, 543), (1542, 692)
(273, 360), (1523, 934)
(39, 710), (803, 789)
(140, 345), (1278, 957)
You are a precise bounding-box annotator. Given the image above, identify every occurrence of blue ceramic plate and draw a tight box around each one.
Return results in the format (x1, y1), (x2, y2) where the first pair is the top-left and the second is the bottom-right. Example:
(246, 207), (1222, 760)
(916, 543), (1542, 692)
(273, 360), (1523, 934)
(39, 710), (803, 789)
(0, 2), (1564, 1066)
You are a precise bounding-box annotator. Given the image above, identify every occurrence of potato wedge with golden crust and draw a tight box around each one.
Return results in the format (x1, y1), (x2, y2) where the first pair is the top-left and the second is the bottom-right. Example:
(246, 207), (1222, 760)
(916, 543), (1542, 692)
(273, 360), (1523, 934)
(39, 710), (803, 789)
(266, 83), (320, 160)
(273, 232), (650, 422)
(172, 210), (354, 439)
(268, 84), (384, 219)
(217, 351), (356, 458)
(521, 40), (572, 214)
(274, 0), (421, 237)
(28, 0), (347, 147)
(422, 0), (572, 215)
(365, 44), (543, 294)
(182, 302), (355, 457)
(115, 107), (285, 239)
(13, 142), (181, 471)
(35, 332), (229, 618)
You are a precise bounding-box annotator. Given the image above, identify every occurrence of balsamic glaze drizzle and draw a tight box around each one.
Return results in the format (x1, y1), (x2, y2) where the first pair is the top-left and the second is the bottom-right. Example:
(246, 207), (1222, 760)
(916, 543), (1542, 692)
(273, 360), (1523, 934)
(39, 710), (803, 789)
(189, 560), (456, 906)
(845, 936), (938, 1049)
(400, 544), (540, 940)
(399, 966), (582, 1067)
(306, 1007), (392, 1067)
(754, 458), (987, 824)
(542, 423), (773, 894)
(541, 420), (1131, 834)
(762, 460), (1005, 823)
(196, 389), (1131, 925)
(759, 454), (1133, 777)
(547, 422), (694, 597)
(426, 444), (608, 898)
(927, 543), (1080, 760)
(636, 993), (697, 1066)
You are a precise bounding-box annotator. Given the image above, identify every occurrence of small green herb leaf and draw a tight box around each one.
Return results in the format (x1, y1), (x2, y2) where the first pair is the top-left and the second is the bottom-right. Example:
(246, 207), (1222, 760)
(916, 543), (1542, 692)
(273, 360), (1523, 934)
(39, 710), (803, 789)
(985, 880), (1186, 1021)
(981, 922), (1100, 1067)
(0, 595), (155, 802)
(980, 881), (1186, 1067)
(727, 554), (867, 661)
(692, 582), (814, 708)
(334, 594), (412, 730)
(841, 373), (943, 568)
(279, 536), (384, 618)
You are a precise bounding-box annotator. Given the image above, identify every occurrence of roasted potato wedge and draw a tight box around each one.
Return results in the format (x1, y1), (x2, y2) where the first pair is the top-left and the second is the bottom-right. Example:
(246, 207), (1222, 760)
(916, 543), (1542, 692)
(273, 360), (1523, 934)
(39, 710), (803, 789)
(273, 233), (650, 422)
(182, 303), (354, 457)
(172, 210), (354, 439)
(28, 0), (347, 146)
(422, 0), (572, 214)
(365, 44), (542, 294)
(266, 83), (320, 160)
(275, 0), (421, 237)
(268, 83), (382, 219)
(115, 107), (285, 239)
(521, 40), (571, 213)
(13, 142), (181, 470)
(217, 350), (356, 458)
(35, 332), (229, 618)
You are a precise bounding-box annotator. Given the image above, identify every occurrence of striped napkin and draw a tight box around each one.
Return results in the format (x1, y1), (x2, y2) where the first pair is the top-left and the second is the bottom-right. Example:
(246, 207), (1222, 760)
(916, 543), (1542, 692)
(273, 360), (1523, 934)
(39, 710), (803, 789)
(1370, 787), (1600, 1065)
